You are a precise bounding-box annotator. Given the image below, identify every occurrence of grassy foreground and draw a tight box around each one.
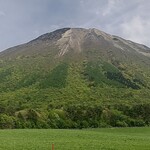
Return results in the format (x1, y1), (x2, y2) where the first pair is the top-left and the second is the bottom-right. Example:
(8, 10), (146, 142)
(0, 127), (150, 150)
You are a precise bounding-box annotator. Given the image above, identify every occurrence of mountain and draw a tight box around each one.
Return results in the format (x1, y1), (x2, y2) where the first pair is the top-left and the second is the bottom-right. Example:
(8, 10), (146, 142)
(0, 28), (150, 129)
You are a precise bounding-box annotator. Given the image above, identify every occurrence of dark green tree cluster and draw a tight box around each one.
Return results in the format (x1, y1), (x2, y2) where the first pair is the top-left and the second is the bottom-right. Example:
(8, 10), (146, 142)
(0, 103), (149, 129)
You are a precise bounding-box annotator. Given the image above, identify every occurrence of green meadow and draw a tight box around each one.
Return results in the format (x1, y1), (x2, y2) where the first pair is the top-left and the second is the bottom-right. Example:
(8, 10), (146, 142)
(0, 127), (150, 150)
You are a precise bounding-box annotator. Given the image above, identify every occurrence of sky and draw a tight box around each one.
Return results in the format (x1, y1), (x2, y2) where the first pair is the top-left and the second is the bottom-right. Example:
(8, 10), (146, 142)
(0, 0), (150, 51)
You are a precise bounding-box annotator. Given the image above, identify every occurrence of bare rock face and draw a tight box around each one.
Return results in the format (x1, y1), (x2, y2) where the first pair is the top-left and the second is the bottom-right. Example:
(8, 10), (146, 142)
(56, 28), (115, 56)
(56, 28), (87, 56)
(55, 28), (150, 58)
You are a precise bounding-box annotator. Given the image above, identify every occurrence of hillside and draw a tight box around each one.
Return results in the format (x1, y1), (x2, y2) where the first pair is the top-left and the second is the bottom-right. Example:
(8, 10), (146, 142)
(0, 28), (150, 129)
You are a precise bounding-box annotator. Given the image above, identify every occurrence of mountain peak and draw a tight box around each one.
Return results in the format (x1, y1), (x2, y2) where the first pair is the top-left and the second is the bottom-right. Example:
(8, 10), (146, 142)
(56, 28), (114, 56)
(1, 27), (150, 60)
(0, 27), (150, 129)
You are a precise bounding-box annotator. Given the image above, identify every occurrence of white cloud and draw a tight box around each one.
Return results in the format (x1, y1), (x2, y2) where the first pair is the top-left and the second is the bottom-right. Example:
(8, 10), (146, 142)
(102, 0), (121, 16)
(120, 16), (150, 46)
(0, 11), (5, 16)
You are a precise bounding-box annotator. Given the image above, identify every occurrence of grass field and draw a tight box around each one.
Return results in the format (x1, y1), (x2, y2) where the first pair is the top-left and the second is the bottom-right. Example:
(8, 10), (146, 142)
(0, 127), (150, 150)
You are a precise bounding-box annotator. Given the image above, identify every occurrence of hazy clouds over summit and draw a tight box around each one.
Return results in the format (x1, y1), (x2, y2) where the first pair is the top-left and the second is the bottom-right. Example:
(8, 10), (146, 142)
(0, 0), (150, 51)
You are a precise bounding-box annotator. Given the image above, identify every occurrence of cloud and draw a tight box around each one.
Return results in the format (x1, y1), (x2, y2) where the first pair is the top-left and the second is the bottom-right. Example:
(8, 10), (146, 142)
(102, 0), (120, 16)
(0, 0), (150, 51)
(0, 11), (5, 16)
(121, 16), (150, 45)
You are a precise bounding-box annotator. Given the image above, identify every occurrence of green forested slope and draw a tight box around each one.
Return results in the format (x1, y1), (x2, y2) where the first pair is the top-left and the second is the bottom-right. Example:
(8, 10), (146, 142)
(0, 59), (150, 128)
